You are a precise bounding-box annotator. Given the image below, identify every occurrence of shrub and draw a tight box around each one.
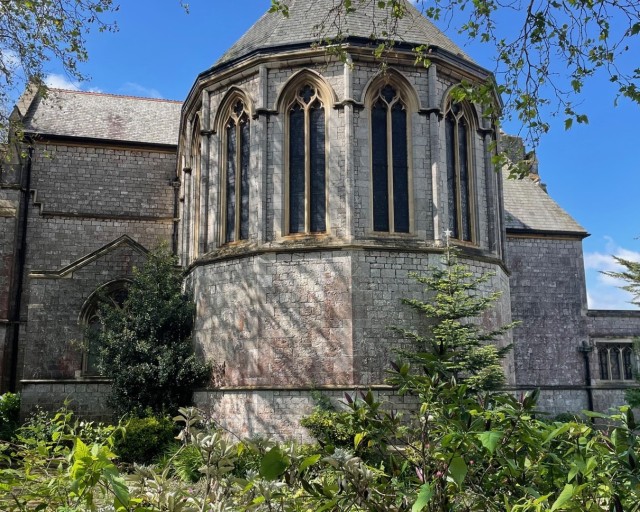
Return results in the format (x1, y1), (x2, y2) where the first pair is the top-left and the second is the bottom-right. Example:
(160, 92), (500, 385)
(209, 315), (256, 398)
(114, 414), (176, 465)
(91, 246), (211, 417)
(0, 392), (20, 441)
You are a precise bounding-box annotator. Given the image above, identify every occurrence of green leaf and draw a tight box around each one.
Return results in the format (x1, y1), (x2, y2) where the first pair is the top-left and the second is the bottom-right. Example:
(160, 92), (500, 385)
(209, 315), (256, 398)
(412, 483), (433, 512)
(354, 432), (366, 450)
(448, 457), (468, 487)
(477, 430), (503, 454)
(299, 454), (321, 473)
(550, 484), (574, 511)
(259, 447), (289, 480)
(543, 423), (570, 444)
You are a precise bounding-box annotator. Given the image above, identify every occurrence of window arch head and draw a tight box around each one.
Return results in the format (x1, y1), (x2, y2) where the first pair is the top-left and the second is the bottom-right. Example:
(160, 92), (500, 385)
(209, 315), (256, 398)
(278, 72), (336, 236)
(217, 91), (251, 244)
(79, 280), (130, 376)
(364, 72), (418, 234)
(444, 97), (476, 243)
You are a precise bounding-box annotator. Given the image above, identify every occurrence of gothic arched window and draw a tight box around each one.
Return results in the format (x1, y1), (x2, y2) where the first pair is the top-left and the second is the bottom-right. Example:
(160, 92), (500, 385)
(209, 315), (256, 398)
(445, 101), (474, 242)
(287, 83), (326, 234)
(81, 281), (129, 376)
(222, 99), (250, 243)
(370, 84), (409, 233)
(190, 119), (202, 256)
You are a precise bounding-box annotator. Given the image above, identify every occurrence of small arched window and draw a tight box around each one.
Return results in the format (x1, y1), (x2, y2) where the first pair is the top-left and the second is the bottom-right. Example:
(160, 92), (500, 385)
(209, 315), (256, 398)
(370, 84), (409, 233)
(445, 101), (474, 242)
(287, 83), (326, 234)
(81, 281), (129, 376)
(222, 99), (250, 243)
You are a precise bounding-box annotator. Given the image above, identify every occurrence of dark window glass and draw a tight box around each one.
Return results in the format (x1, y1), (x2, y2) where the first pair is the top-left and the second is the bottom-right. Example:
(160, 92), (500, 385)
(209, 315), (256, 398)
(623, 347), (633, 380)
(240, 118), (250, 240)
(223, 100), (250, 243)
(289, 103), (305, 234)
(611, 348), (621, 380)
(371, 85), (410, 233)
(599, 348), (609, 380)
(85, 316), (101, 375)
(459, 119), (471, 241)
(392, 103), (409, 233)
(225, 120), (237, 243)
(445, 114), (457, 238)
(445, 103), (473, 242)
(309, 101), (326, 232)
(84, 285), (129, 376)
(371, 99), (389, 232)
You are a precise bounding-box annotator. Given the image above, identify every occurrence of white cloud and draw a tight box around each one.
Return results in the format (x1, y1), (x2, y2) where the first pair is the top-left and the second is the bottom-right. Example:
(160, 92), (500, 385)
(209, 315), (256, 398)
(584, 237), (640, 310)
(44, 73), (81, 90)
(119, 82), (163, 99)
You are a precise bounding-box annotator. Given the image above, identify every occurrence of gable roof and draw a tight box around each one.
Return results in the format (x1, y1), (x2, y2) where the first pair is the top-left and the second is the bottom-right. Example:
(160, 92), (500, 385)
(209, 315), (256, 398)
(22, 89), (182, 146)
(503, 174), (587, 236)
(216, 0), (471, 67)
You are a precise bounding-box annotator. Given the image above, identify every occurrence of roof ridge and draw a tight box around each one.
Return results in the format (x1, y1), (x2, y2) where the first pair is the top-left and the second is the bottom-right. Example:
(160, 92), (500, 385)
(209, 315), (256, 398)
(47, 88), (182, 104)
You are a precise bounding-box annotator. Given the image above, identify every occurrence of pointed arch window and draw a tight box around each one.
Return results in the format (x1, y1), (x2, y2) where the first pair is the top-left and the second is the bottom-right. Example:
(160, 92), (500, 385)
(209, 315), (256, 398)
(287, 83), (326, 234)
(445, 101), (474, 242)
(222, 100), (250, 243)
(190, 120), (202, 257)
(82, 282), (129, 376)
(370, 84), (409, 233)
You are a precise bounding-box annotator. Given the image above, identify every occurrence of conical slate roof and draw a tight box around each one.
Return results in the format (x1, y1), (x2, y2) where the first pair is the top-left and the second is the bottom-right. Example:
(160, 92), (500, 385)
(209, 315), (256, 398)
(216, 0), (471, 66)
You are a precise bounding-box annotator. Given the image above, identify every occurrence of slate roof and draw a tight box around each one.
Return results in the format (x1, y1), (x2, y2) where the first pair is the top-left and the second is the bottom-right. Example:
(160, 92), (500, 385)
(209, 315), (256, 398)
(22, 89), (182, 146)
(216, 0), (471, 66)
(503, 174), (587, 235)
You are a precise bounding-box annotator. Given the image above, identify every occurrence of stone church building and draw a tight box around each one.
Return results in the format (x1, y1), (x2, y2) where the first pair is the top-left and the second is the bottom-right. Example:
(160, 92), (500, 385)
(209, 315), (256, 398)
(1, 0), (638, 438)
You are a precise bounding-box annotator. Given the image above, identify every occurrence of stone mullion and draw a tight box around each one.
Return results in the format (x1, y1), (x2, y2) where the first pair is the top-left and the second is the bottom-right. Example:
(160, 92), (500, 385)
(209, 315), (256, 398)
(386, 101), (395, 234)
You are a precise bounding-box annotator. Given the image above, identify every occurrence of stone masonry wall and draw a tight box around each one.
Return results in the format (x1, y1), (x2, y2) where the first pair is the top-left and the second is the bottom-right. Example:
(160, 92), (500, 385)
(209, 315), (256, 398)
(16, 141), (176, 395)
(194, 387), (419, 442)
(507, 235), (591, 412)
(20, 381), (112, 422)
(190, 249), (353, 388)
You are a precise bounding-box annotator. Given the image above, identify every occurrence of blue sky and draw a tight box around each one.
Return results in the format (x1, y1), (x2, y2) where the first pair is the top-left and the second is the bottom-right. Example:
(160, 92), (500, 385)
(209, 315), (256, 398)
(36, 0), (640, 309)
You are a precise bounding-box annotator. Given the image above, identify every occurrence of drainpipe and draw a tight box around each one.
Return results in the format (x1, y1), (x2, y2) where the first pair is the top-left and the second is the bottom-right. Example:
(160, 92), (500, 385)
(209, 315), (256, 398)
(578, 340), (594, 416)
(8, 144), (33, 392)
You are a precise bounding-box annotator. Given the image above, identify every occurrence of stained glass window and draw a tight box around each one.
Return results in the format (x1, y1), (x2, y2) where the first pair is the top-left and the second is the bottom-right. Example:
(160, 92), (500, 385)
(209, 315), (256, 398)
(445, 101), (473, 242)
(223, 100), (250, 243)
(370, 84), (409, 233)
(288, 84), (326, 234)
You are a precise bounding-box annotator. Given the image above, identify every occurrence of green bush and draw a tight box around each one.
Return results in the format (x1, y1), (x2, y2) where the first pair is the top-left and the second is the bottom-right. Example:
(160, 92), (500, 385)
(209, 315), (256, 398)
(300, 408), (354, 448)
(171, 443), (204, 482)
(114, 414), (176, 465)
(0, 392), (20, 441)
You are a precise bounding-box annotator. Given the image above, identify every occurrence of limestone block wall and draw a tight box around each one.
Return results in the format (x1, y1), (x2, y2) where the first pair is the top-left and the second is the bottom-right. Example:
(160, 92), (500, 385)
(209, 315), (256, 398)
(189, 249), (354, 388)
(20, 381), (112, 422)
(190, 247), (512, 391)
(0, 190), (19, 389)
(507, 235), (590, 413)
(15, 141), (176, 396)
(21, 245), (148, 381)
(351, 249), (514, 385)
(193, 387), (419, 443)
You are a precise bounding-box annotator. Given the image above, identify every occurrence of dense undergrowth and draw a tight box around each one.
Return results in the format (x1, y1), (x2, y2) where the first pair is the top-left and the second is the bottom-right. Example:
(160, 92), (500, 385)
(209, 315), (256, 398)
(0, 387), (638, 511)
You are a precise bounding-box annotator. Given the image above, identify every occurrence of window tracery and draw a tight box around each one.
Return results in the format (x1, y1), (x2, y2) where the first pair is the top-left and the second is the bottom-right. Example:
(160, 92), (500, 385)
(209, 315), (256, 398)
(597, 342), (636, 381)
(445, 101), (474, 242)
(370, 83), (409, 233)
(287, 83), (326, 234)
(222, 99), (250, 243)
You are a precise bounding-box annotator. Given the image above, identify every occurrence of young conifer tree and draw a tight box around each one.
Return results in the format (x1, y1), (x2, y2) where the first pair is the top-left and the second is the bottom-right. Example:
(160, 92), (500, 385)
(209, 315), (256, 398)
(395, 233), (515, 391)
(91, 246), (211, 417)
